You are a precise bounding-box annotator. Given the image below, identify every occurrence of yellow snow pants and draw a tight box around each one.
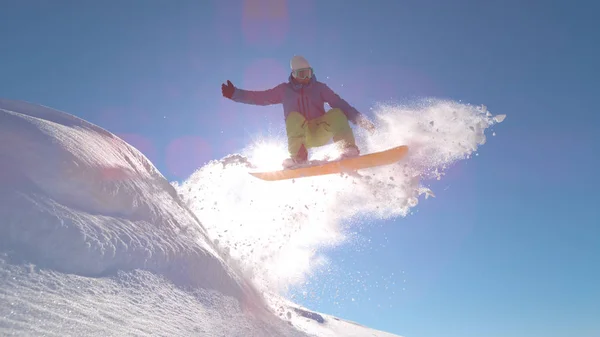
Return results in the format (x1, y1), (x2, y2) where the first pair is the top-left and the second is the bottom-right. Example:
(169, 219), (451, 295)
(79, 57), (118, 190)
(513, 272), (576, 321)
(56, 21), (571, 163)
(285, 108), (356, 157)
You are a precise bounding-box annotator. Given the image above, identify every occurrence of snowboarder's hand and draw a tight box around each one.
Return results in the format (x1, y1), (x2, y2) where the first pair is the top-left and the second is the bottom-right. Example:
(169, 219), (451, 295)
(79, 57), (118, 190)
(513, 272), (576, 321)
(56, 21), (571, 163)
(221, 80), (235, 99)
(357, 116), (376, 135)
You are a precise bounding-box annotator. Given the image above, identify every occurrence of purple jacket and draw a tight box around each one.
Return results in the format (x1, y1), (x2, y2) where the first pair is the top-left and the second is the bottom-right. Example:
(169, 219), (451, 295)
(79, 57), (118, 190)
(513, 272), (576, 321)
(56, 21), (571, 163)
(230, 74), (362, 124)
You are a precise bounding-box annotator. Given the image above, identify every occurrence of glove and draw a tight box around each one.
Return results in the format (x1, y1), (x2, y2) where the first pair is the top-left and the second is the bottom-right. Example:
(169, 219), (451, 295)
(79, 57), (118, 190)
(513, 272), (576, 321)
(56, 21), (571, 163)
(221, 80), (235, 99)
(357, 115), (376, 134)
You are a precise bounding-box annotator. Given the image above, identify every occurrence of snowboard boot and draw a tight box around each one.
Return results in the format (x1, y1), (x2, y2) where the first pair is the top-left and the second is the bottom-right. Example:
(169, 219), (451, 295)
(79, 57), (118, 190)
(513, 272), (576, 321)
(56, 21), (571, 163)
(339, 145), (360, 159)
(282, 156), (307, 169)
(282, 144), (308, 169)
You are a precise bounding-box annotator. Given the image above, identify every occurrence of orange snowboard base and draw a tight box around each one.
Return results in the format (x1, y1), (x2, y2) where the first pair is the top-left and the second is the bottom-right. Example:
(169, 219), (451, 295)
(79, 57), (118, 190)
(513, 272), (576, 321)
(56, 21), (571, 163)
(248, 145), (409, 181)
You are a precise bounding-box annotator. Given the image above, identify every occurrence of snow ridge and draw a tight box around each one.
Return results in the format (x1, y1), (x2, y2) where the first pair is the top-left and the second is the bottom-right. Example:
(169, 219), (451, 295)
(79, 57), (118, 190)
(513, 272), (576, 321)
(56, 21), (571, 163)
(0, 99), (307, 336)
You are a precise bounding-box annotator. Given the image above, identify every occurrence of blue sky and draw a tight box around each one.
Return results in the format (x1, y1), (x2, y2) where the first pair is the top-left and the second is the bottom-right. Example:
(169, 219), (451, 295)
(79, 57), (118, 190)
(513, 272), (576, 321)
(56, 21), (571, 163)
(1, 1), (599, 336)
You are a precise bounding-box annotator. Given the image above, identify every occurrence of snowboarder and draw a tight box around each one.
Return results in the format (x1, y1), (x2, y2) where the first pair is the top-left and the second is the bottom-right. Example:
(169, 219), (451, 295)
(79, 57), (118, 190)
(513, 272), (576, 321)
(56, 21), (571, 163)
(221, 55), (376, 168)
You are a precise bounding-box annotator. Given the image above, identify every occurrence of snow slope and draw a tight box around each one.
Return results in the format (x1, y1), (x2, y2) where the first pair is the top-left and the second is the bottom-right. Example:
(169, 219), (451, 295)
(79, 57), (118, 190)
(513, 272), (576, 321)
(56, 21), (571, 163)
(0, 98), (410, 336)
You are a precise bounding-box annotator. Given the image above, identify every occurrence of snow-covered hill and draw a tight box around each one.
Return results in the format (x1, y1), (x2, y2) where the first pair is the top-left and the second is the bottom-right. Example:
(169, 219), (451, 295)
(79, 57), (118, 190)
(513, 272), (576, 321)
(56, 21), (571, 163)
(0, 99), (412, 336)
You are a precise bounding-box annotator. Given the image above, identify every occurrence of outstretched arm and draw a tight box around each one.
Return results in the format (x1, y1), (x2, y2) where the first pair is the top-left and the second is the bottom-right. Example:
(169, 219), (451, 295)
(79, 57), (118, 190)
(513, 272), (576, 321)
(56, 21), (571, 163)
(320, 82), (376, 132)
(226, 81), (285, 106)
(319, 83), (363, 124)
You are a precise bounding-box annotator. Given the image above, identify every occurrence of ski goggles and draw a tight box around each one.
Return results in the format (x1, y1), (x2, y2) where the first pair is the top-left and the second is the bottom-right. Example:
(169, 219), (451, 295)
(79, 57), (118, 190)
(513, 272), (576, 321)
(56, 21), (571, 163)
(292, 67), (313, 80)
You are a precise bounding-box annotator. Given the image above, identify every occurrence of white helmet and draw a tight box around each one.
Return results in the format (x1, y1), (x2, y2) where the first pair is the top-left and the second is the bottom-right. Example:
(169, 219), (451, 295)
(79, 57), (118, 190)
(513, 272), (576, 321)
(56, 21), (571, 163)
(290, 55), (311, 70)
(290, 55), (313, 79)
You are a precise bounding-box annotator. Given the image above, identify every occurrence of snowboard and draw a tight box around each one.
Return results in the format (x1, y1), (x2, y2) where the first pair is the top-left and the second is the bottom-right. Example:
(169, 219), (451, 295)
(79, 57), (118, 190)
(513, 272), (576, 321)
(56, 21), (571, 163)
(248, 145), (409, 181)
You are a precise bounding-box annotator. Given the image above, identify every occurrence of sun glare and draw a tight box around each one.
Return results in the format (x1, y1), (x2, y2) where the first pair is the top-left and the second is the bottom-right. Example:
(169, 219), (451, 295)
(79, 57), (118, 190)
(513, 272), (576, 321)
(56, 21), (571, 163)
(247, 140), (289, 170)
